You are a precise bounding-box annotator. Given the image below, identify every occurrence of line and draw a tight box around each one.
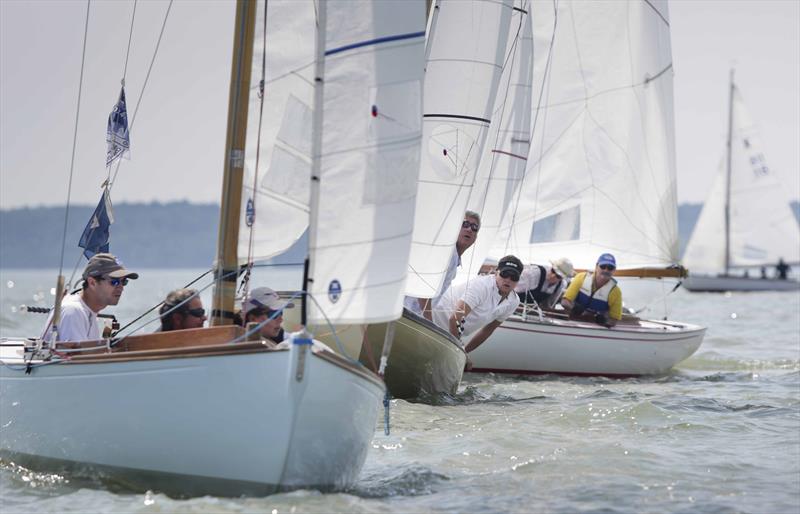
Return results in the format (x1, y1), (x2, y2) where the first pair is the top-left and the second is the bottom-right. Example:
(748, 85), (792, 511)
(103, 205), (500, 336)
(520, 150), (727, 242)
(325, 31), (425, 56)
(424, 113), (491, 124)
(491, 149), (528, 161)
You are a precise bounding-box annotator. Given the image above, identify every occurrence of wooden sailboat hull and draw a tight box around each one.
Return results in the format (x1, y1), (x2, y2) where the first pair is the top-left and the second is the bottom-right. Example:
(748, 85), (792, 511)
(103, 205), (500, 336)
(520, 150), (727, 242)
(468, 314), (706, 377)
(683, 274), (800, 292)
(0, 328), (383, 496)
(286, 304), (466, 399)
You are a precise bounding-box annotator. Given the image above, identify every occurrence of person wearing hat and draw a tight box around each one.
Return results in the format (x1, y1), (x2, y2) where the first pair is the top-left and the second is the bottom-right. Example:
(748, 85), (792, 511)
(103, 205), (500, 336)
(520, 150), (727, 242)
(561, 253), (622, 327)
(433, 255), (522, 357)
(404, 210), (481, 321)
(240, 287), (296, 344)
(515, 257), (575, 309)
(157, 288), (207, 332)
(43, 253), (138, 342)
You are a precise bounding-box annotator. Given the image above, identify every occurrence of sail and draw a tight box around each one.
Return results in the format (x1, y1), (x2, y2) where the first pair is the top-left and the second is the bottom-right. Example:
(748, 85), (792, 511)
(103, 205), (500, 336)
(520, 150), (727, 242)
(405, 0), (514, 298)
(238, 1), (316, 263)
(460, 1), (533, 278)
(490, 0), (679, 271)
(306, 0), (427, 324)
(683, 86), (800, 272)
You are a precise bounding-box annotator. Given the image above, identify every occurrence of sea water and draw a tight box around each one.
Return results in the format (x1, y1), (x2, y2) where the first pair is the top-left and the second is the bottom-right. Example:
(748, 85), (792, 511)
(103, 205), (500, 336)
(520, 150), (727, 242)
(1, 268), (798, 514)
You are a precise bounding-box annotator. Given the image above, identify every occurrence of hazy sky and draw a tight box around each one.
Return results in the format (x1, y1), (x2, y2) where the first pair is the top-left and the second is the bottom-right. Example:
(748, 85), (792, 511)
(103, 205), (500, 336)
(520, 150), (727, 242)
(1, 0), (798, 209)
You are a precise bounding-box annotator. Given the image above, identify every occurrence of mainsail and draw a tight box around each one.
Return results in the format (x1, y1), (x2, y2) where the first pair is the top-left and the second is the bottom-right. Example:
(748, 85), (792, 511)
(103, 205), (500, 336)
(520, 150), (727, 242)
(491, 0), (679, 272)
(405, 0), (514, 298)
(683, 84), (800, 273)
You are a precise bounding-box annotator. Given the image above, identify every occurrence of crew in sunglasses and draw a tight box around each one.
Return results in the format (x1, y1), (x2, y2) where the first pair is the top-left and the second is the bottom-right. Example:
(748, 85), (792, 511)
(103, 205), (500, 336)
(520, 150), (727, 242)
(515, 257), (575, 309)
(158, 288), (207, 332)
(561, 253), (622, 328)
(42, 252), (138, 342)
(241, 287), (296, 344)
(433, 255), (523, 366)
(404, 210), (481, 321)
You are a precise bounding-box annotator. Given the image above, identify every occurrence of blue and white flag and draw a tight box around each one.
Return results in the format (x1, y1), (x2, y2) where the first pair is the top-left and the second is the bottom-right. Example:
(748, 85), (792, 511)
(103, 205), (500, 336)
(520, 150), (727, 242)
(106, 86), (130, 167)
(79, 189), (115, 259)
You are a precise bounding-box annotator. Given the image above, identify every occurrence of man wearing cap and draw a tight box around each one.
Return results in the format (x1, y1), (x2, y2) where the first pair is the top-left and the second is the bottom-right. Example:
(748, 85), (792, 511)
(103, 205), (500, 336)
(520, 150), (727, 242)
(561, 253), (622, 328)
(404, 211), (481, 321)
(433, 255), (522, 356)
(515, 257), (575, 309)
(43, 253), (138, 342)
(158, 288), (207, 332)
(241, 287), (296, 344)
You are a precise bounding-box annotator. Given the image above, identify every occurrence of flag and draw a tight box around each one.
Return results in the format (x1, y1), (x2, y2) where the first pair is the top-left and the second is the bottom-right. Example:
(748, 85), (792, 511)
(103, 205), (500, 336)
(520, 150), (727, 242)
(106, 86), (130, 167)
(79, 189), (115, 259)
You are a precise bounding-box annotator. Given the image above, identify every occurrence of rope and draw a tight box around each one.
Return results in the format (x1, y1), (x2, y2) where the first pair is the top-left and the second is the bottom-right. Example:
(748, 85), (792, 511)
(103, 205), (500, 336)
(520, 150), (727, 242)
(57, 0), (92, 280)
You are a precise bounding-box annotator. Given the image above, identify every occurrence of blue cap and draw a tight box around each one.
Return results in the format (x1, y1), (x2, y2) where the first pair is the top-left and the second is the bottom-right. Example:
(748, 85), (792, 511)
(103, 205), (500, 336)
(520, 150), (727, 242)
(597, 253), (616, 268)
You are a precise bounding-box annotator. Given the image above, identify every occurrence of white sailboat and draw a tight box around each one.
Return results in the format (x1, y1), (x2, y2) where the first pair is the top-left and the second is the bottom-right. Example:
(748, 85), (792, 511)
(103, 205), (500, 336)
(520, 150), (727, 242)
(466, 0), (706, 377)
(682, 71), (800, 292)
(0, 0), (426, 495)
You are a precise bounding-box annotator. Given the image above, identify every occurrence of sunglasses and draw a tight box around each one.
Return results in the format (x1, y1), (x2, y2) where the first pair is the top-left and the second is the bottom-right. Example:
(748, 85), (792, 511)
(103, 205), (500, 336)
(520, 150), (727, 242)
(598, 264), (615, 271)
(499, 269), (520, 281)
(101, 277), (129, 287)
(552, 271), (563, 281)
(185, 308), (206, 318)
(461, 220), (480, 232)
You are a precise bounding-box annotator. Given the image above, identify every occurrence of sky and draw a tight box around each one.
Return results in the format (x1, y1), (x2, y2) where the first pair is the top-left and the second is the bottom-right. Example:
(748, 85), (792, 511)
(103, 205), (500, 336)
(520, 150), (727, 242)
(1, 0), (798, 209)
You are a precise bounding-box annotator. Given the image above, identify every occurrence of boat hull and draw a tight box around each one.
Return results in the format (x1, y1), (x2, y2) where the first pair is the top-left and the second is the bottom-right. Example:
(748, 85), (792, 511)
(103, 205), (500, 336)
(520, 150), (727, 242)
(468, 315), (706, 377)
(683, 274), (800, 292)
(0, 336), (383, 496)
(283, 301), (466, 400)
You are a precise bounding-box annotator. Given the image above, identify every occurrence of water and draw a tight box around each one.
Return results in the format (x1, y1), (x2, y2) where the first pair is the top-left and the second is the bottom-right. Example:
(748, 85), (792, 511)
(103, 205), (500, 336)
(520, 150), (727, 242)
(1, 269), (798, 513)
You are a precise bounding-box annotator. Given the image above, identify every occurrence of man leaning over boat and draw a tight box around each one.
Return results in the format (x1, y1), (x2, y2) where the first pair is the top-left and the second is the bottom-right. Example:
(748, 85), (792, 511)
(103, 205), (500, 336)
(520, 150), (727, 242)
(404, 210), (481, 321)
(561, 253), (622, 328)
(433, 255), (522, 363)
(515, 257), (575, 310)
(42, 253), (138, 342)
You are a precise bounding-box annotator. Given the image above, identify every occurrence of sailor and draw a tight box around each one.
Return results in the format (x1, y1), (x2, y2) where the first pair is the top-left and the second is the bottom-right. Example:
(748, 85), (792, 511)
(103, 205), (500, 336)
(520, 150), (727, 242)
(776, 258), (790, 280)
(43, 253), (138, 342)
(241, 287), (295, 344)
(433, 255), (522, 356)
(157, 288), (207, 331)
(404, 210), (481, 321)
(515, 257), (575, 309)
(561, 253), (622, 328)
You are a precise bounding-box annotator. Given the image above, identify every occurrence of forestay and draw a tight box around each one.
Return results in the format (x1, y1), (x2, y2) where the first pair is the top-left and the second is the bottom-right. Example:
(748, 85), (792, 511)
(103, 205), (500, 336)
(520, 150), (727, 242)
(307, 0), (427, 324)
(405, 0), (513, 298)
(460, 1), (533, 278)
(683, 86), (800, 273)
(491, 0), (679, 271)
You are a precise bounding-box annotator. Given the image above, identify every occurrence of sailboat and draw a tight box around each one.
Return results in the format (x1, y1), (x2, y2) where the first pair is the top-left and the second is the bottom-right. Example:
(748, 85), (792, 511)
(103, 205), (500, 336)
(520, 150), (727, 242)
(282, 0), (516, 400)
(463, 0), (706, 377)
(682, 70), (800, 292)
(0, 0), (426, 496)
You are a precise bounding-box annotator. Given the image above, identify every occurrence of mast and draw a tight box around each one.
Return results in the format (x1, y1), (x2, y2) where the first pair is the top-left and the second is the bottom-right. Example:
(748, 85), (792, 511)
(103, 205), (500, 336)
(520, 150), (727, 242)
(302, 0), (327, 326)
(211, 0), (257, 326)
(723, 68), (734, 277)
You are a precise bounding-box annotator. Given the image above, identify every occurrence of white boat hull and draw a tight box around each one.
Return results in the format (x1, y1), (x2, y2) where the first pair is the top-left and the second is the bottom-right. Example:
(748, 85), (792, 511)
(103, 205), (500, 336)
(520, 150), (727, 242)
(468, 315), (706, 377)
(0, 337), (383, 496)
(683, 274), (800, 292)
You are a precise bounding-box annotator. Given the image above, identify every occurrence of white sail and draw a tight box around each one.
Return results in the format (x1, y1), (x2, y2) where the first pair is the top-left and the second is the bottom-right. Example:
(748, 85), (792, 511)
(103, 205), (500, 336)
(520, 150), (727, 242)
(238, 1), (315, 263)
(491, 0), (679, 271)
(460, 1), (534, 277)
(307, 0), (427, 324)
(684, 86), (800, 272)
(405, 0), (513, 298)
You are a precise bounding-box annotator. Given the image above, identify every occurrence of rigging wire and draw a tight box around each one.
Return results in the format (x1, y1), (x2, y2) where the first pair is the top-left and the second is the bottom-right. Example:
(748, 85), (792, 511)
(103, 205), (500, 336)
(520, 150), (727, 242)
(121, 0), (138, 81)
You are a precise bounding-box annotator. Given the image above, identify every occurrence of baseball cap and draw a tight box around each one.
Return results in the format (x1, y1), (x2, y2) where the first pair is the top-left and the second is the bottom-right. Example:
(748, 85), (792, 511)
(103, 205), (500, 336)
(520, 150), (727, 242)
(550, 257), (575, 278)
(497, 255), (523, 281)
(242, 287), (295, 316)
(597, 253), (617, 268)
(82, 253), (139, 280)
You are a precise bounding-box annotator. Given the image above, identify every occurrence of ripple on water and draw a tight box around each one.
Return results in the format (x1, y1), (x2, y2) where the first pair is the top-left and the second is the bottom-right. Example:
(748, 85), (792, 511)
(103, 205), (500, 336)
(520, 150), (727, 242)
(353, 465), (449, 498)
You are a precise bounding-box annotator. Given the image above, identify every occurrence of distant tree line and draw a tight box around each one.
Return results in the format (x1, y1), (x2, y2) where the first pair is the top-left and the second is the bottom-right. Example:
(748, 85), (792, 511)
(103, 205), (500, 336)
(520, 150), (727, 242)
(0, 201), (798, 268)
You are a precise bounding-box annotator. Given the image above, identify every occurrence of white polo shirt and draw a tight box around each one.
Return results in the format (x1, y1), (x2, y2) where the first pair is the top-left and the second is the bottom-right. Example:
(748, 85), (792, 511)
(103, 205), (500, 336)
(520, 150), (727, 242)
(433, 274), (520, 339)
(43, 294), (101, 342)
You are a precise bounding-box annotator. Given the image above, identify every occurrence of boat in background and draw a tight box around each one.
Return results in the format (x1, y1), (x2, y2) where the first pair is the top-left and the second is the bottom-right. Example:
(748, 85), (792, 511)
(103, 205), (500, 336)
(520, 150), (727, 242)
(0, 0), (430, 495)
(682, 70), (800, 292)
(466, 0), (706, 377)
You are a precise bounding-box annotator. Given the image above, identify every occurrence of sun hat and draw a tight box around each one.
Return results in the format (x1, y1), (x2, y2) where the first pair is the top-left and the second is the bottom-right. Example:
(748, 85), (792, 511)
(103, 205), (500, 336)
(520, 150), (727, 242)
(550, 257), (575, 278)
(242, 287), (295, 316)
(82, 253), (139, 280)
